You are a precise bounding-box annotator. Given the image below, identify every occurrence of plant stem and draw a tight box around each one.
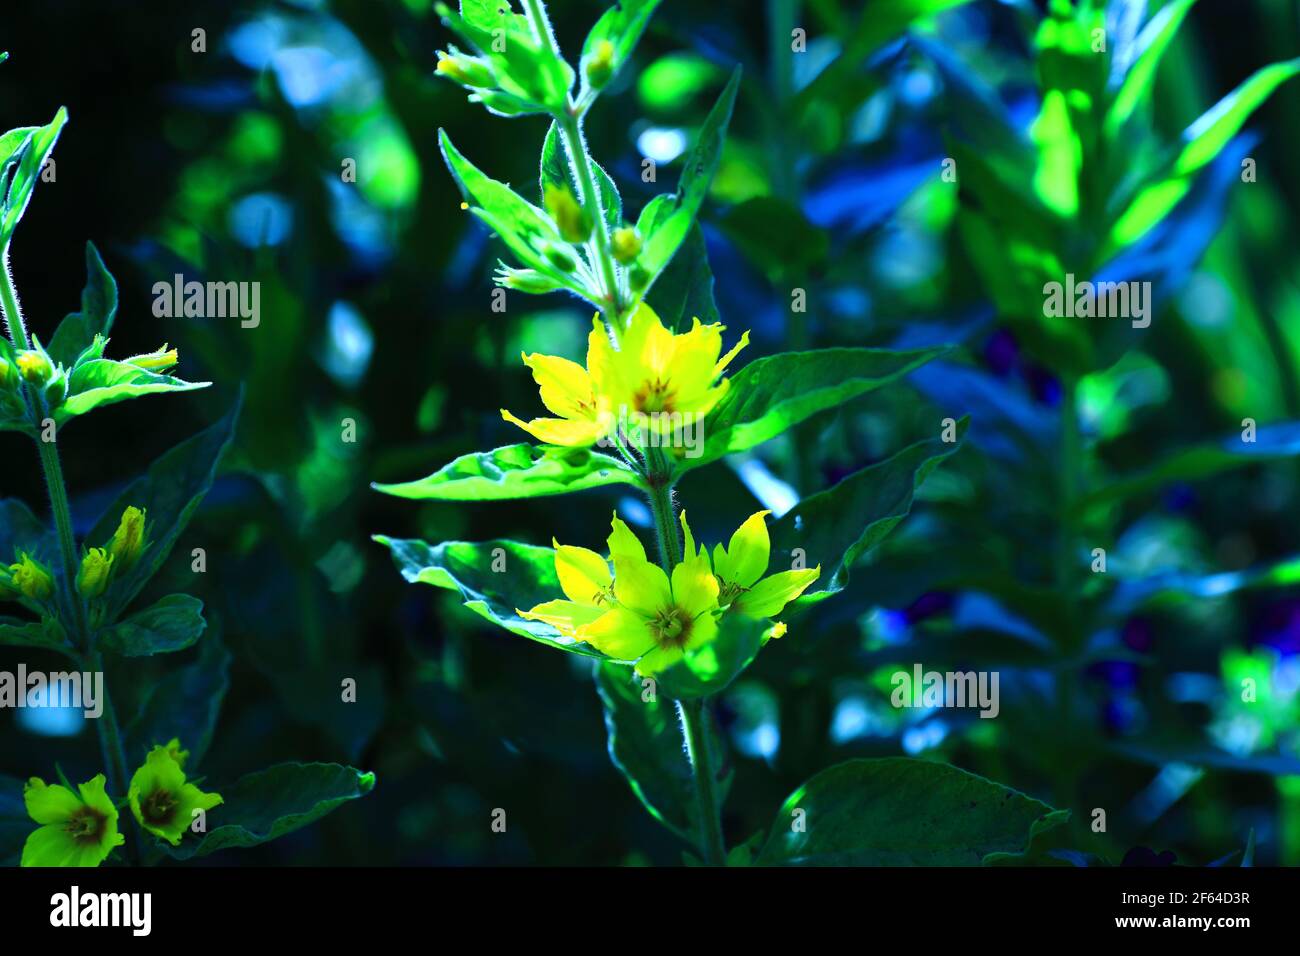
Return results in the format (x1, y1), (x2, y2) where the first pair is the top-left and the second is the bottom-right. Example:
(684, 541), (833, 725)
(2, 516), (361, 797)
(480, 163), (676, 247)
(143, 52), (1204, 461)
(678, 697), (727, 865)
(2, 259), (140, 863)
(644, 455), (681, 572)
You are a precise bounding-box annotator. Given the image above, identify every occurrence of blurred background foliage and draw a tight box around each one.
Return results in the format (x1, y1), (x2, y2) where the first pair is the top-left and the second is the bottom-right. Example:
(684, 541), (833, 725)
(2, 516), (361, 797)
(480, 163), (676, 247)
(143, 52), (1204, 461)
(2, 0), (1299, 865)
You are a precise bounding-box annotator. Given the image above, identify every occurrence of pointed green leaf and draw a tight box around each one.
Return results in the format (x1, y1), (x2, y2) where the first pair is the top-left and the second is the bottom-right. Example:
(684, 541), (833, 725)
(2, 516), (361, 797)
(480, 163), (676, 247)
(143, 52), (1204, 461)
(86, 399), (240, 620)
(126, 632), (230, 769)
(100, 594), (206, 657)
(373, 443), (645, 501)
(46, 242), (119, 369)
(0, 615), (73, 657)
(0, 107), (66, 247)
(376, 535), (609, 659)
(757, 758), (1063, 866)
(1105, 0), (1199, 137)
(686, 345), (950, 471)
(540, 119), (622, 232)
(55, 359), (209, 423)
(772, 419), (968, 601)
(636, 68), (740, 290)
(159, 762), (375, 859)
(579, 0), (662, 97)
(645, 223), (720, 332)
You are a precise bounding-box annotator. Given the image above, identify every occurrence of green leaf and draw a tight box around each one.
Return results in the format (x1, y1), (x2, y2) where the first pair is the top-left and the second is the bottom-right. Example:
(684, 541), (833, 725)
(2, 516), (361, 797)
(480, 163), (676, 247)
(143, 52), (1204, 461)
(1111, 57), (1300, 248)
(439, 129), (578, 290)
(595, 661), (729, 842)
(757, 758), (1063, 865)
(0, 498), (52, 563)
(55, 359), (209, 424)
(86, 398), (240, 621)
(1105, 0), (1199, 137)
(686, 345), (950, 471)
(540, 120), (621, 233)
(772, 419), (968, 601)
(100, 594), (206, 657)
(373, 443), (645, 501)
(0, 615), (73, 657)
(0, 107), (66, 247)
(636, 68), (740, 290)
(579, 0), (662, 97)
(376, 536), (609, 659)
(645, 223), (719, 332)
(126, 632), (230, 769)
(46, 242), (119, 369)
(159, 763), (375, 860)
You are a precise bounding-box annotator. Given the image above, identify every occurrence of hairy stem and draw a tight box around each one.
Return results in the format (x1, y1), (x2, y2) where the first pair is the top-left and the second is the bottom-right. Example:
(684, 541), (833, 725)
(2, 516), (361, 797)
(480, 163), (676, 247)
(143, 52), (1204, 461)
(678, 697), (727, 866)
(0, 248), (32, 349)
(644, 455), (681, 571)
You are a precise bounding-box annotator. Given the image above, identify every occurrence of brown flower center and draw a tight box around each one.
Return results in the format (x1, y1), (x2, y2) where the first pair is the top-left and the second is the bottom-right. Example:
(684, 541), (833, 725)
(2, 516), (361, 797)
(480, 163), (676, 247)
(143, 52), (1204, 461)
(141, 788), (178, 826)
(64, 806), (106, 846)
(650, 606), (692, 649)
(634, 378), (676, 414)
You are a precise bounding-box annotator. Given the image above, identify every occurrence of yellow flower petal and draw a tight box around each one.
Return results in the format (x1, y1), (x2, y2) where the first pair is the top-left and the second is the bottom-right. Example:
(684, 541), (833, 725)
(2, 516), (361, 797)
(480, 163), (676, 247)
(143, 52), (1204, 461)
(552, 543), (613, 606)
(607, 513), (647, 563)
(519, 599), (609, 637)
(582, 606), (657, 660)
(613, 554), (672, 619)
(671, 553), (720, 619)
(723, 510), (772, 589)
(500, 409), (604, 446)
(735, 567), (821, 618)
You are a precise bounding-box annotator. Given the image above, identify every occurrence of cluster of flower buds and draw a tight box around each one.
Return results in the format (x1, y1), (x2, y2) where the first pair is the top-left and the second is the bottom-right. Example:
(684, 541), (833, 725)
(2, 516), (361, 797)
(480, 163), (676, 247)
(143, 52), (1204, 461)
(0, 506), (147, 608)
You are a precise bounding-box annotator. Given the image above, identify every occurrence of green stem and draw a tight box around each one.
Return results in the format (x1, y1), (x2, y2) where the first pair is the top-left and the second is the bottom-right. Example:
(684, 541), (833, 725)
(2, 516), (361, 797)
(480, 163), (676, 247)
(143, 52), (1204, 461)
(2, 259), (140, 863)
(644, 458), (681, 571)
(679, 697), (727, 865)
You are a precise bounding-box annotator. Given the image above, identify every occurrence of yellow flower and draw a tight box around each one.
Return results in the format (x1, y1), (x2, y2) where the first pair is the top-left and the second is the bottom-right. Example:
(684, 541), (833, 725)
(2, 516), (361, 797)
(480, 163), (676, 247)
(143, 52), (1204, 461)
(76, 547), (114, 599)
(108, 506), (148, 571)
(501, 303), (749, 448)
(500, 319), (614, 446)
(9, 552), (54, 602)
(128, 744), (222, 846)
(16, 349), (53, 385)
(708, 510), (820, 619)
(21, 774), (124, 867)
(601, 303), (748, 435)
(518, 514), (642, 637)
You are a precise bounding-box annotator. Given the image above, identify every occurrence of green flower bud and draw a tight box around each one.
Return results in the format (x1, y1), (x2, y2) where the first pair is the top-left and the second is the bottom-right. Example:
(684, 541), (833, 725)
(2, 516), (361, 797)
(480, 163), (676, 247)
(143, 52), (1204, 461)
(544, 184), (592, 243)
(108, 506), (148, 571)
(541, 241), (578, 273)
(436, 51), (495, 88)
(77, 547), (115, 599)
(611, 226), (642, 265)
(16, 350), (53, 386)
(496, 267), (560, 294)
(628, 263), (651, 292)
(9, 553), (54, 602)
(43, 370), (68, 408)
(585, 39), (616, 89)
(125, 345), (179, 372)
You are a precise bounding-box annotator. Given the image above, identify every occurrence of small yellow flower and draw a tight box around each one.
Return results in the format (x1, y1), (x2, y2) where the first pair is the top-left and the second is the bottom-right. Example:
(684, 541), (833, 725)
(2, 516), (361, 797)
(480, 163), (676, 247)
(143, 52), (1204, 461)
(76, 548), (114, 599)
(108, 506), (148, 571)
(128, 744), (222, 847)
(16, 350), (53, 385)
(9, 552), (54, 602)
(518, 514), (642, 637)
(611, 226), (642, 264)
(500, 320), (615, 446)
(125, 345), (179, 372)
(709, 510), (820, 618)
(21, 774), (125, 867)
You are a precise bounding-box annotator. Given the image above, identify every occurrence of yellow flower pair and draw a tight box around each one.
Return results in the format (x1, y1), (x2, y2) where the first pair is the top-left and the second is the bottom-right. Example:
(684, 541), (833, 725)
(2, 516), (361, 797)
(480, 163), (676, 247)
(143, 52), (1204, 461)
(522, 511), (818, 676)
(500, 302), (749, 447)
(20, 738), (222, 867)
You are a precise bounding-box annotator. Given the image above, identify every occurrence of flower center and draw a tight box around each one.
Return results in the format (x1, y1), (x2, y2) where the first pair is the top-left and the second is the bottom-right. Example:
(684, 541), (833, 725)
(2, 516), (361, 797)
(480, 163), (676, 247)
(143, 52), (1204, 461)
(590, 584), (616, 606)
(650, 606), (692, 649)
(717, 578), (747, 605)
(634, 377), (676, 414)
(64, 806), (106, 846)
(142, 788), (179, 825)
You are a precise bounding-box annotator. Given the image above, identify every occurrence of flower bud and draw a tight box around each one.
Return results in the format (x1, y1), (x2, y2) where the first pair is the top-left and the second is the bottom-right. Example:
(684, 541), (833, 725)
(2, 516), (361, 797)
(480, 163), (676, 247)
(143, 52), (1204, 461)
(16, 350), (53, 386)
(611, 226), (642, 265)
(9, 553), (54, 602)
(108, 506), (148, 571)
(541, 241), (578, 273)
(77, 547), (115, 599)
(43, 370), (68, 409)
(585, 39), (616, 89)
(436, 51), (495, 88)
(544, 184), (592, 244)
(125, 345), (179, 372)
(497, 267), (560, 294)
(628, 263), (651, 292)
